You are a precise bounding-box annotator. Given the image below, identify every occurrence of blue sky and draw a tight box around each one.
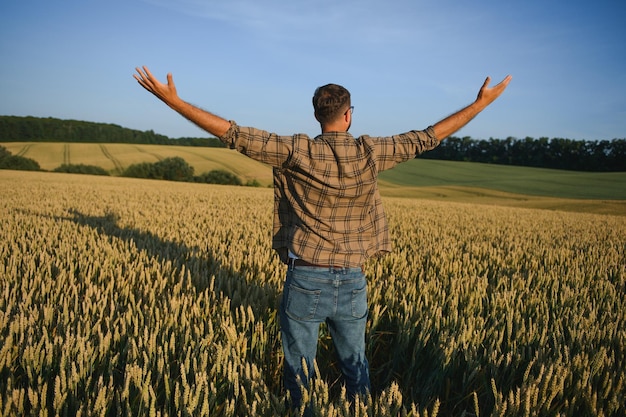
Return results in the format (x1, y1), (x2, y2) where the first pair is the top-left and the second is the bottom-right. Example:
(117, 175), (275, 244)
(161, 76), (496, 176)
(1, 0), (624, 141)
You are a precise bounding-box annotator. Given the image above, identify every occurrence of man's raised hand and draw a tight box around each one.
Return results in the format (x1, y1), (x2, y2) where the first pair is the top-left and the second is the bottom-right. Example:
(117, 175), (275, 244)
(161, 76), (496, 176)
(134, 66), (180, 107)
(476, 75), (512, 107)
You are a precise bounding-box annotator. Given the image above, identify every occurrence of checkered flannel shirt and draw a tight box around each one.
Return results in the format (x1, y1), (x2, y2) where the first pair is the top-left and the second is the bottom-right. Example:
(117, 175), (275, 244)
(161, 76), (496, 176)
(219, 121), (439, 268)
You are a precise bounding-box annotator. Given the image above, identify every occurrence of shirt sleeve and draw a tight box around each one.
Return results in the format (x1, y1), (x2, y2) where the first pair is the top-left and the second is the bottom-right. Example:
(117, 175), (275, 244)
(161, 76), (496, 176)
(218, 121), (294, 168)
(366, 125), (439, 172)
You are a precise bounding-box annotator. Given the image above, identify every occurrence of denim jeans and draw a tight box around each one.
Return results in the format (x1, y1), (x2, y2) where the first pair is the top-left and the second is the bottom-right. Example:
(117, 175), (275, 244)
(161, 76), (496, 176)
(279, 264), (370, 406)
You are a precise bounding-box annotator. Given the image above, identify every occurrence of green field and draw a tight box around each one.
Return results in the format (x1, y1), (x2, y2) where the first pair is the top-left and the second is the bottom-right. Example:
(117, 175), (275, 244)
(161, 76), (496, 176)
(3, 142), (625, 215)
(378, 158), (626, 199)
(377, 160), (626, 216)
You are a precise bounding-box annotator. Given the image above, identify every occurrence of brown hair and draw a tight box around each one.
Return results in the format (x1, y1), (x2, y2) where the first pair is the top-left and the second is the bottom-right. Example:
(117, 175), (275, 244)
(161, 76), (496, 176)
(312, 84), (351, 125)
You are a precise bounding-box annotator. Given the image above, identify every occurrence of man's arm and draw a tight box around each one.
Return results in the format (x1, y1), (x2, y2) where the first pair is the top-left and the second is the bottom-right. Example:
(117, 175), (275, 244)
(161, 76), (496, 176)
(432, 75), (512, 141)
(133, 66), (231, 138)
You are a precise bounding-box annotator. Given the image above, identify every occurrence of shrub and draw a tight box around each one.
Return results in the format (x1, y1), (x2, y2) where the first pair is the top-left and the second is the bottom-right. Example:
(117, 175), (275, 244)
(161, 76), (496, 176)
(122, 157), (194, 182)
(54, 164), (110, 176)
(122, 161), (156, 179)
(0, 146), (41, 171)
(0, 145), (10, 159)
(153, 157), (194, 181)
(195, 169), (243, 185)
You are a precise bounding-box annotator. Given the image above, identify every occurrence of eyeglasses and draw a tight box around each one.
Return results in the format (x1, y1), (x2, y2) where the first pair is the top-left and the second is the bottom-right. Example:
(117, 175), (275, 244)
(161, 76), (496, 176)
(344, 106), (354, 115)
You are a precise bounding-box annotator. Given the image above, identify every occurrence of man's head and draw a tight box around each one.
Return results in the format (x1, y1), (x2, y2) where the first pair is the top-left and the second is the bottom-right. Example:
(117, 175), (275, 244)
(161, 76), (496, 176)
(313, 84), (352, 132)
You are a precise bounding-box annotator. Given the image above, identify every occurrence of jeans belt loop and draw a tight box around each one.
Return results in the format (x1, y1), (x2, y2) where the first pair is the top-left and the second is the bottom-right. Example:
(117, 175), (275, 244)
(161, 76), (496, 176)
(288, 257), (296, 271)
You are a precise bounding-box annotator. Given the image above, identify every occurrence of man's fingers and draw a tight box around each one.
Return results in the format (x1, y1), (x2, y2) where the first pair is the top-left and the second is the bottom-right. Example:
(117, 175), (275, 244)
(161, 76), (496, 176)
(134, 66), (154, 83)
(133, 73), (147, 87)
(497, 75), (513, 88)
(482, 75), (513, 92)
(141, 65), (154, 78)
(134, 67), (149, 84)
(133, 67), (158, 95)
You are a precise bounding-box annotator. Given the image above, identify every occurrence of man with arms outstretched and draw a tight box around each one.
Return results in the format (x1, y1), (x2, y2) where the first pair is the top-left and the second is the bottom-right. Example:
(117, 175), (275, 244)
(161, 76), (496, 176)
(134, 67), (511, 407)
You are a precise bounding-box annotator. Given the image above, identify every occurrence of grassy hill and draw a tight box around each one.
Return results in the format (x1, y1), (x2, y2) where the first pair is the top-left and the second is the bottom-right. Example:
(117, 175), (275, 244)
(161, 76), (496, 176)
(377, 158), (626, 215)
(379, 158), (626, 199)
(4, 141), (625, 215)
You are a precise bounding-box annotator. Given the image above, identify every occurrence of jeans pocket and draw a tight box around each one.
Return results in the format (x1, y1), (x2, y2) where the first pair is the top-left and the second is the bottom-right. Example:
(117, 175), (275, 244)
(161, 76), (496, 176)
(351, 284), (368, 318)
(286, 284), (321, 320)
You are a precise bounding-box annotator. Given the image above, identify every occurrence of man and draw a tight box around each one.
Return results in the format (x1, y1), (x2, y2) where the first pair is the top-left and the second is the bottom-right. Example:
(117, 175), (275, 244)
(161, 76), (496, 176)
(133, 67), (511, 406)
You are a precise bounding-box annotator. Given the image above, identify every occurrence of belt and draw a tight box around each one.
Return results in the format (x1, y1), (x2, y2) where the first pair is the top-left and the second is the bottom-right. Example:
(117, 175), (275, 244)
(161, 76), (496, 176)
(289, 258), (364, 273)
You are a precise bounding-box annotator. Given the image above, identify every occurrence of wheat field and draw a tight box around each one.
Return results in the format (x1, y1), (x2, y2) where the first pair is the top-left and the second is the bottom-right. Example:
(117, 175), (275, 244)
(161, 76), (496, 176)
(3, 142), (274, 186)
(1, 170), (624, 416)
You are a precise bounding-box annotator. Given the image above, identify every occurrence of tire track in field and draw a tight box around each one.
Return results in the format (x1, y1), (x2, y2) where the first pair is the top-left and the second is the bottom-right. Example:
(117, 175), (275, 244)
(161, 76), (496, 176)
(175, 148), (239, 174)
(16, 144), (32, 157)
(133, 145), (163, 161)
(63, 144), (70, 165)
(99, 144), (124, 174)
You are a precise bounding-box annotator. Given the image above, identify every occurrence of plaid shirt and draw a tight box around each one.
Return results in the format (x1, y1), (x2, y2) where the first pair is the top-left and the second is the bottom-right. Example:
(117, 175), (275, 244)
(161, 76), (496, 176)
(219, 122), (439, 267)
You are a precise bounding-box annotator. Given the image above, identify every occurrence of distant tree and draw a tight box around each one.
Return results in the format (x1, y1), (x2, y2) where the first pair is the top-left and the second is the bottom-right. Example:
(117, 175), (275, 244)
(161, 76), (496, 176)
(122, 162), (157, 179)
(606, 139), (626, 171)
(0, 115), (227, 146)
(0, 145), (41, 171)
(195, 169), (242, 185)
(153, 157), (195, 181)
(0, 145), (10, 160)
(54, 164), (110, 176)
(0, 155), (41, 171)
(245, 179), (262, 187)
(174, 137), (227, 147)
(122, 157), (194, 182)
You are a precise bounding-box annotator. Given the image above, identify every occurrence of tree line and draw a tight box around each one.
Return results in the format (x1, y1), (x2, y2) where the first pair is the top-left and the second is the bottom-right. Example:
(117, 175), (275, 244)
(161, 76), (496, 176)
(1, 115), (624, 171)
(421, 136), (625, 172)
(0, 116), (226, 147)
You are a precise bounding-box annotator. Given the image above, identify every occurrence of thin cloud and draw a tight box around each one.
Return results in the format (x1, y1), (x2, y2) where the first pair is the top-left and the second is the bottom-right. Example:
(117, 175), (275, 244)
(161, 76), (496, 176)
(140, 0), (422, 43)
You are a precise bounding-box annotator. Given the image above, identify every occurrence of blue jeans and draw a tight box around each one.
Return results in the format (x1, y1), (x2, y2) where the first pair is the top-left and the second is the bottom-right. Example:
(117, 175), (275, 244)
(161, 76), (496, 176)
(279, 264), (370, 406)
